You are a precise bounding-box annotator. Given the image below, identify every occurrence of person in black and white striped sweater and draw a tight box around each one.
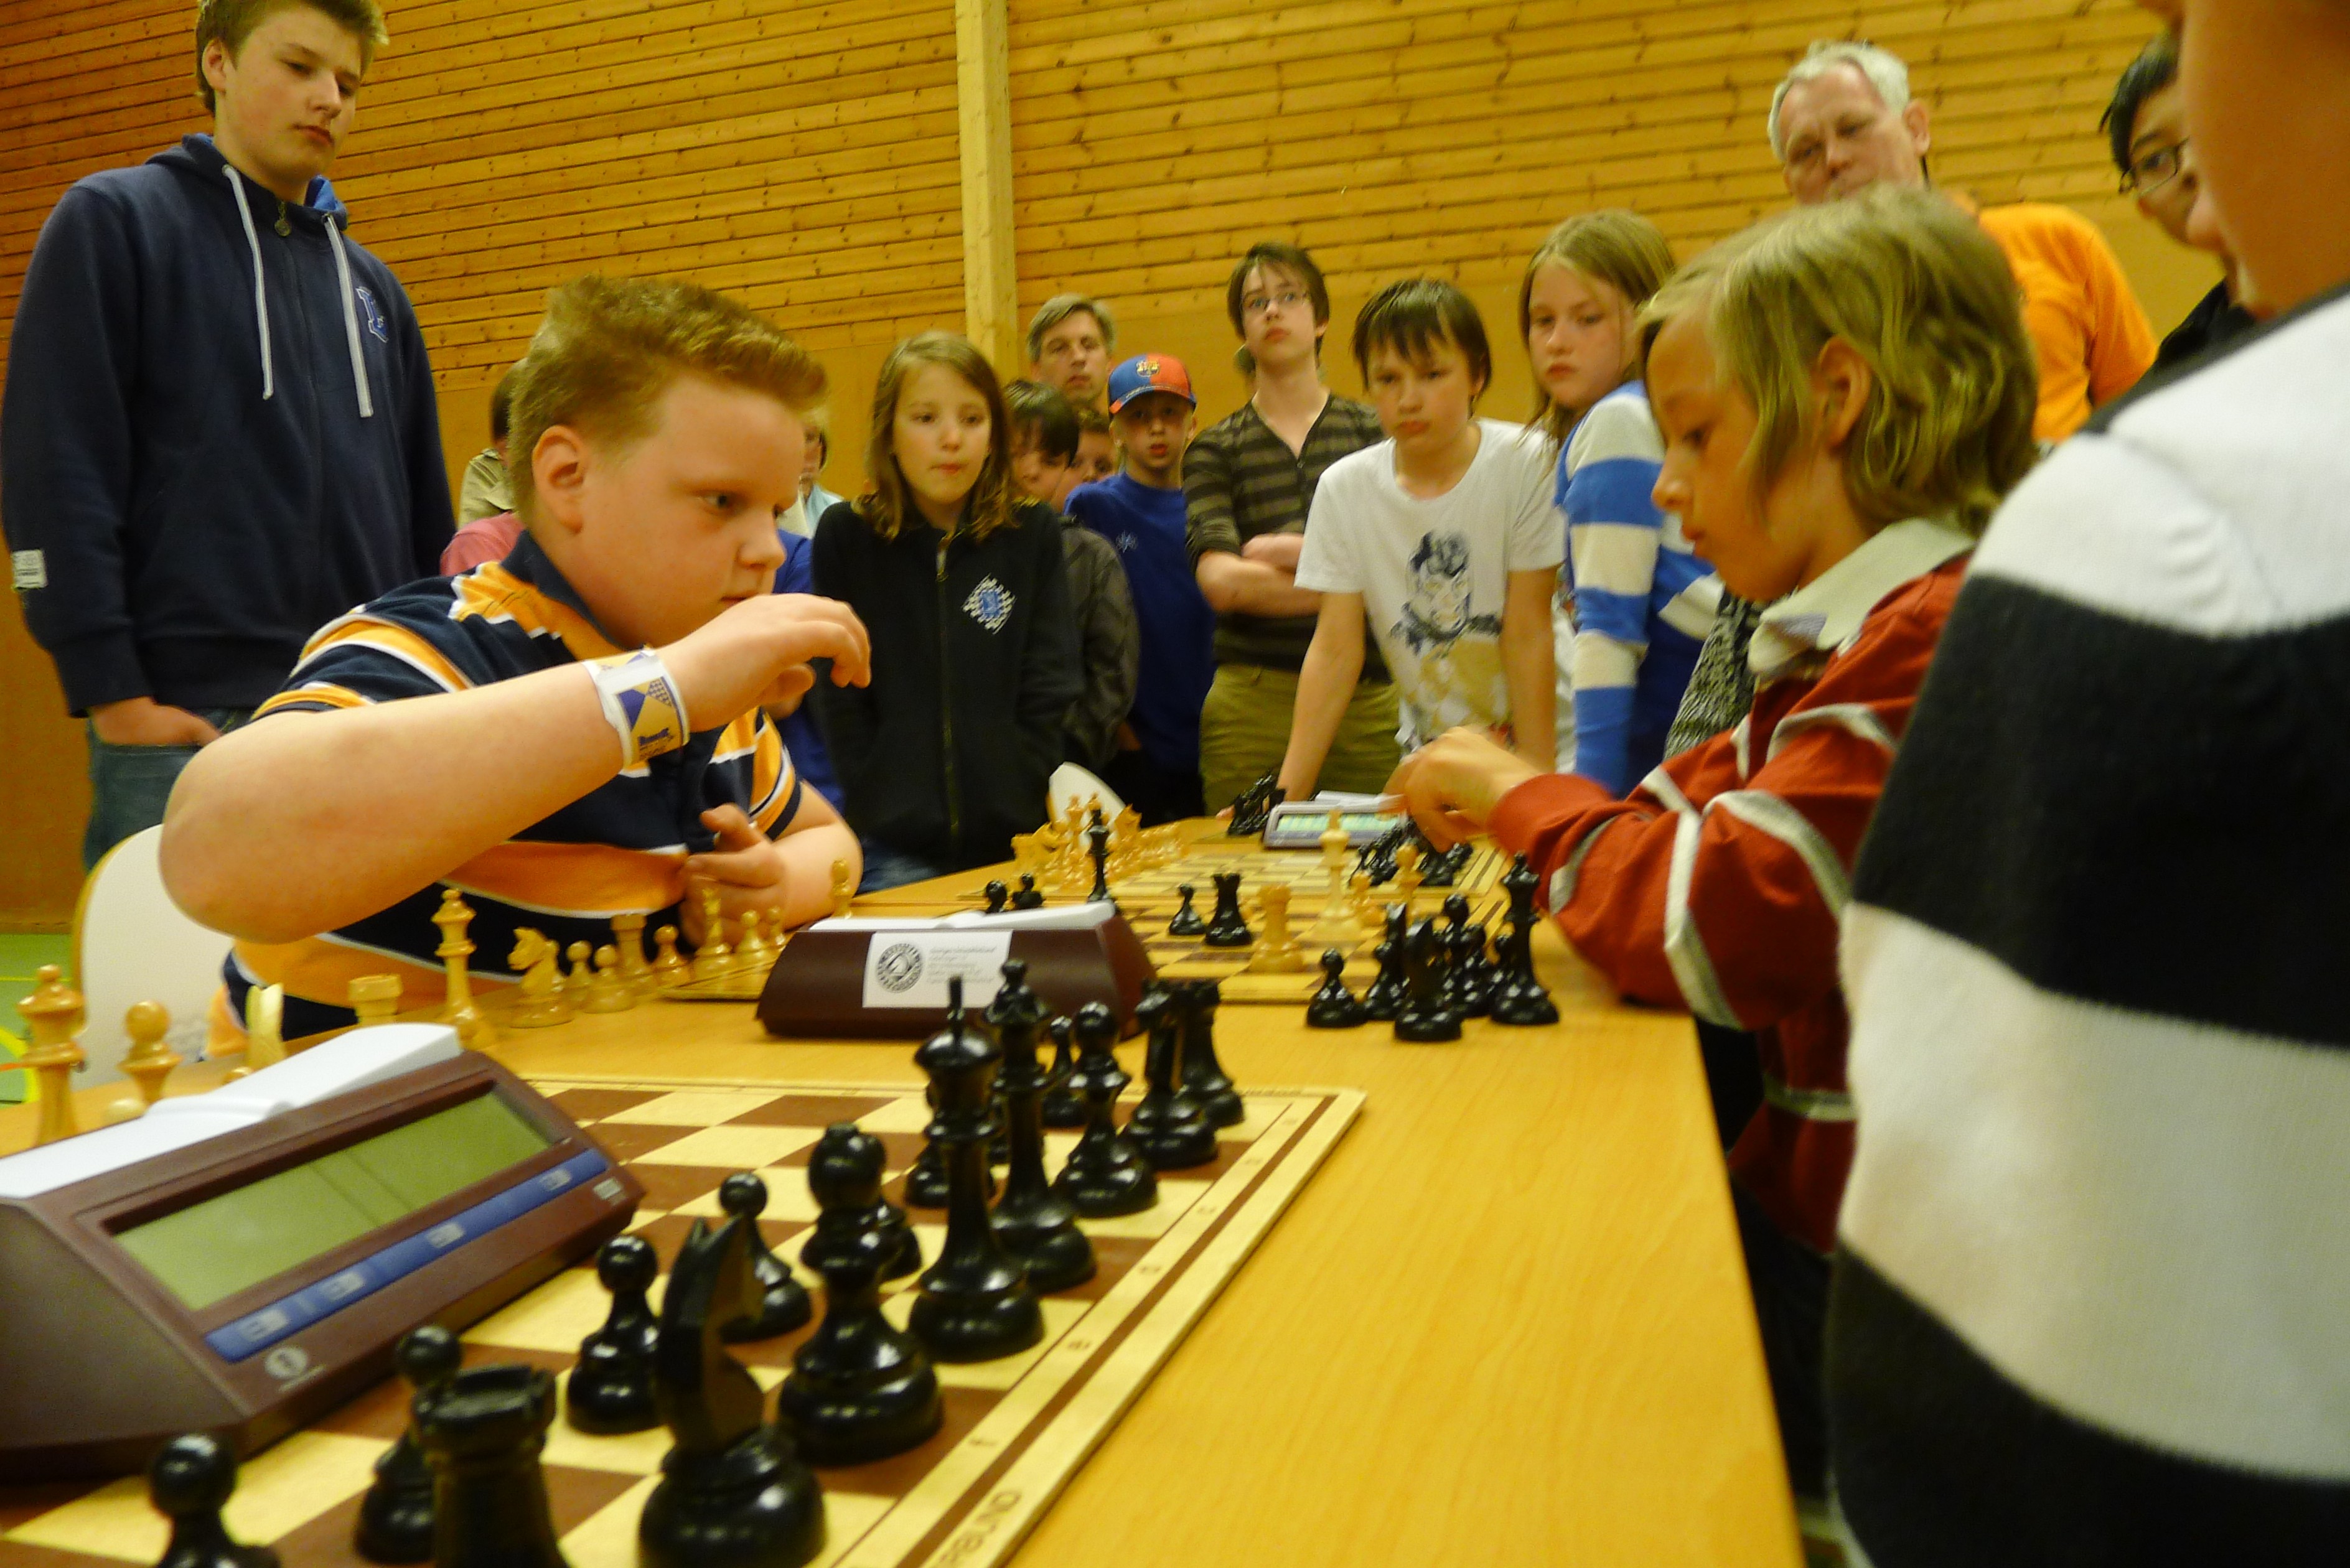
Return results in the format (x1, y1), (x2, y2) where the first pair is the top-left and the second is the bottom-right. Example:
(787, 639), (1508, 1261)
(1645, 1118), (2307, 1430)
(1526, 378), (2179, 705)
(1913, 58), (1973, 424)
(1827, 1), (2350, 1561)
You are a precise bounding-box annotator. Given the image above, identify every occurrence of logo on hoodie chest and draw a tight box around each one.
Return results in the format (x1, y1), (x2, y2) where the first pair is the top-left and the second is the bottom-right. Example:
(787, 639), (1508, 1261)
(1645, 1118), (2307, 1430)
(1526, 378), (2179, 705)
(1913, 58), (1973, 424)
(353, 284), (388, 343)
(963, 576), (1014, 633)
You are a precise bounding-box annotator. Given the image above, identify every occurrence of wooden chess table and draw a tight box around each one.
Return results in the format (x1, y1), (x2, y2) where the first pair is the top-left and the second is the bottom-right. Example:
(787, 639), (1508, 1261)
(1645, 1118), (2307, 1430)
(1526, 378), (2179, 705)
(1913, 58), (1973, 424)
(0, 824), (1801, 1568)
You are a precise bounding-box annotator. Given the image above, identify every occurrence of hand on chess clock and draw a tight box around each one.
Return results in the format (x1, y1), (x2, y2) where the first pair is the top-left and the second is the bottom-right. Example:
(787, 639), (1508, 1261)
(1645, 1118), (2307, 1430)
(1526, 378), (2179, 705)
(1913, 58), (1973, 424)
(660, 592), (872, 723)
(684, 802), (860, 938)
(1387, 726), (1544, 849)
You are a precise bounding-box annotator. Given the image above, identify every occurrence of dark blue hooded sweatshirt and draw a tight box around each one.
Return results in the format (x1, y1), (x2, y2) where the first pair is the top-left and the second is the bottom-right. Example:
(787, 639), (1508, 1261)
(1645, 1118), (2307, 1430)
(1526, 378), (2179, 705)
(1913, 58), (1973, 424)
(1, 134), (454, 715)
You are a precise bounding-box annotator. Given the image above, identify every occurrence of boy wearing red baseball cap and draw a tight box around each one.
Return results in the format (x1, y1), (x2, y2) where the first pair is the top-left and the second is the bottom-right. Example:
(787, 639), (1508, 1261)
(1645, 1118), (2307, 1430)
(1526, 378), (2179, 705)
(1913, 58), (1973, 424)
(1067, 355), (1217, 823)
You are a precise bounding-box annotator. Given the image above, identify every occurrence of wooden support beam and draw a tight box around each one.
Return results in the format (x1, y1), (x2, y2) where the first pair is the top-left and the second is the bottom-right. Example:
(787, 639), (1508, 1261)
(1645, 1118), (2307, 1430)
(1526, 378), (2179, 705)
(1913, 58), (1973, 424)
(955, 0), (1020, 373)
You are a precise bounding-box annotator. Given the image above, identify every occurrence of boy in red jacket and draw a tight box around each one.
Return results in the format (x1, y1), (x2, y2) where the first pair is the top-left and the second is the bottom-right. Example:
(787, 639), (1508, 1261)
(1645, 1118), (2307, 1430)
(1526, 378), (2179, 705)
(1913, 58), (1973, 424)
(1388, 185), (2040, 1537)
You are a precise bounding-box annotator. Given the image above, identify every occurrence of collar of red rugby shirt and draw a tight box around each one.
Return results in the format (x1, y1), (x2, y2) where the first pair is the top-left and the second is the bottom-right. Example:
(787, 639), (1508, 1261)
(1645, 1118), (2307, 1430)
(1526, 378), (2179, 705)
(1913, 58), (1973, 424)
(1747, 516), (1975, 682)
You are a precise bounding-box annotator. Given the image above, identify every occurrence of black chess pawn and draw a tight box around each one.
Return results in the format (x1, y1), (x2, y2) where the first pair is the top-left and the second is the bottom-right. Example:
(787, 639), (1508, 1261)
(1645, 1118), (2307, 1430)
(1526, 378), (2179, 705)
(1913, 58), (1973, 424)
(1166, 883), (1207, 937)
(986, 961), (1095, 1292)
(1040, 1015), (1087, 1128)
(1394, 918), (1463, 1042)
(909, 978), (1045, 1363)
(1085, 821), (1113, 902)
(1176, 979), (1243, 1127)
(413, 1365), (569, 1568)
(564, 1236), (662, 1435)
(1052, 1001), (1158, 1216)
(355, 1324), (462, 1561)
(1489, 853), (1560, 1027)
(903, 1083), (993, 1208)
(1126, 986), (1219, 1169)
(981, 879), (1010, 915)
(716, 1173), (813, 1342)
(641, 1215), (825, 1568)
(150, 1432), (279, 1568)
(1443, 920), (1496, 1019)
(1011, 873), (1045, 910)
(802, 1124), (922, 1282)
(1361, 905), (1410, 1022)
(1305, 948), (1369, 1029)
(776, 1226), (943, 1465)
(1201, 870), (1252, 948)
(1441, 892), (1473, 940)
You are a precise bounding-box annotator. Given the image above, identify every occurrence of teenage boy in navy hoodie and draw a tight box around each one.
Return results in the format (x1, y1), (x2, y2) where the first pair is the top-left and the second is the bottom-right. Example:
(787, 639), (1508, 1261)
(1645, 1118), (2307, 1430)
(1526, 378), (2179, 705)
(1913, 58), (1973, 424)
(1, 0), (453, 868)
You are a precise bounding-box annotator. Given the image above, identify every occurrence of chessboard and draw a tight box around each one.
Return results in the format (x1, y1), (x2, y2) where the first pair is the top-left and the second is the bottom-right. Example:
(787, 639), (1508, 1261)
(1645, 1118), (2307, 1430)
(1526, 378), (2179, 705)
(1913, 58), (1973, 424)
(672, 831), (1517, 1009)
(0, 1076), (1360, 1568)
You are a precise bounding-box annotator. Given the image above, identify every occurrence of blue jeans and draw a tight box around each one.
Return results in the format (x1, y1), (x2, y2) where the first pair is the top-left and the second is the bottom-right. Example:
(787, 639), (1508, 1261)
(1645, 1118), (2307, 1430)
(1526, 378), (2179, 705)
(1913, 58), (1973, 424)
(84, 708), (252, 869)
(857, 841), (952, 894)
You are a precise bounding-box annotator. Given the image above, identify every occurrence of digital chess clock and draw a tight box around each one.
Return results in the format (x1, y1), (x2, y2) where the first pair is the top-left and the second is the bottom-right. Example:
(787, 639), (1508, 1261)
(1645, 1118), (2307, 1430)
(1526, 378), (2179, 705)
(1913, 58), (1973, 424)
(1259, 803), (1405, 851)
(0, 1025), (642, 1478)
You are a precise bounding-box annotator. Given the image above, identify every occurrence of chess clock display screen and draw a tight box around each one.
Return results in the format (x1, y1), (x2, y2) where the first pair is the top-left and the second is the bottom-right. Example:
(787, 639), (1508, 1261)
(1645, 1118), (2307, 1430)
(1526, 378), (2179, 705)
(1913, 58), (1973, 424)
(113, 1093), (553, 1310)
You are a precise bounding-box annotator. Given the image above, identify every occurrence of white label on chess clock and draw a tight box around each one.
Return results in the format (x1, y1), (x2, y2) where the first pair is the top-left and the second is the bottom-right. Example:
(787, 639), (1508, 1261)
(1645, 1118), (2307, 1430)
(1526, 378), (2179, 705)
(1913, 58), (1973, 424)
(861, 932), (1013, 1009)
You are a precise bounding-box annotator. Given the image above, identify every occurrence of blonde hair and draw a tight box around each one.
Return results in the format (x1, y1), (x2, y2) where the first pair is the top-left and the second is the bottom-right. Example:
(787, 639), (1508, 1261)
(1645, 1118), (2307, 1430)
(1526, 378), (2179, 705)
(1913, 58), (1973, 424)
(506, 275), (826, 521)
(1518, 210), (1678, 449)
(856, 333), (1020, 544)
(1637, 185), (2038, 536)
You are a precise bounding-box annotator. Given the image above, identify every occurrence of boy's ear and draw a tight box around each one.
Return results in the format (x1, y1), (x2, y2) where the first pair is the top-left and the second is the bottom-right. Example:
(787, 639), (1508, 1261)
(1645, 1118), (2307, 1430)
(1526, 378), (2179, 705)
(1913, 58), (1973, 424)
(531, 426), (592, 535)
(201, 37), (233, 98)
(1812, 339), (1874, 450)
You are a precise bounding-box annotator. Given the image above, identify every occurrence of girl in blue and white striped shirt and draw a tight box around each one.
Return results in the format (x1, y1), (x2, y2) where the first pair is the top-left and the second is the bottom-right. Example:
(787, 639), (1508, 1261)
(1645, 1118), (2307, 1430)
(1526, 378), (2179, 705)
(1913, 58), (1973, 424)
(1520, 212), (1721, 795)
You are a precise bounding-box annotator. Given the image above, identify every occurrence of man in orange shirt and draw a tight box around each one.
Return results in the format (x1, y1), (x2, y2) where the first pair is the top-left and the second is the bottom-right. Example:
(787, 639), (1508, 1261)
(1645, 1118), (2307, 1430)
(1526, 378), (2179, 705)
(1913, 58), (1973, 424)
(1769, 40), (2156, 441)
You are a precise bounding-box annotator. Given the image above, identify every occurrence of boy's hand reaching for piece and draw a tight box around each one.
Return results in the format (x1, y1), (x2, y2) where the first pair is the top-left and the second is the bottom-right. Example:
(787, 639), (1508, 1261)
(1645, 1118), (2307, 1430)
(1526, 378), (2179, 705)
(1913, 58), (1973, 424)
(1387, 727), (1544, 849)
(682, 805), (787, 944)
(661, 594), (872, 729)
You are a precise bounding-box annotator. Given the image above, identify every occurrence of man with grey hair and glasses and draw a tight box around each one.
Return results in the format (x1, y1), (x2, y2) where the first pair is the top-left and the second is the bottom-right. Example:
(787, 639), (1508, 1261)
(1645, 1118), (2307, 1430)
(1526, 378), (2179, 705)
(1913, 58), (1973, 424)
(1770, 39), (2156, 441)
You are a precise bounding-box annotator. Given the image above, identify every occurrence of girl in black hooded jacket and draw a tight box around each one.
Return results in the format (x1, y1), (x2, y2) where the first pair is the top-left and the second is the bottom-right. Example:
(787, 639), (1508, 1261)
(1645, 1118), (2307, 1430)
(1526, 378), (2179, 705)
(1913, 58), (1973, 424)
(812, 333), (1080, 890)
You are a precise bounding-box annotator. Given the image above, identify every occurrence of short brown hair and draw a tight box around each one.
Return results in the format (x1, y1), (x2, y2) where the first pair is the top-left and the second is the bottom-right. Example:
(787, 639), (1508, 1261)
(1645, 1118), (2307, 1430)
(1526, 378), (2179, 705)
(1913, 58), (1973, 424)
(1519, 210), (1678, 448)
(1024, 296), (1116, 365)
(1005, 380), (1080, 465)
(1352, 279), (1492, 394)
(505, 275), (826, 521)
(195, 0), (389, 113)
(1638, 185), (2038, 536)
(856, 333), (1020, 544)
(1225, 242), (1330, 375)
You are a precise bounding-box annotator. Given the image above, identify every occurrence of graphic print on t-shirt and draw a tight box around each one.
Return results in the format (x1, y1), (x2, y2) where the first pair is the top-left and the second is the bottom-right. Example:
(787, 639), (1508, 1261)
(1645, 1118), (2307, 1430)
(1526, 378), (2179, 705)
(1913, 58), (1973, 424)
(1394, 530), (1505, 738)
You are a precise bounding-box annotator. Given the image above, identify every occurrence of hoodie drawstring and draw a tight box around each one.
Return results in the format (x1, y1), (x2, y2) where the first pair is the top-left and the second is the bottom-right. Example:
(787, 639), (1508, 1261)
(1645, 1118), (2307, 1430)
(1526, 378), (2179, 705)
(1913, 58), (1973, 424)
(324, 215), (376, 420)
(225, 170), (274, 401)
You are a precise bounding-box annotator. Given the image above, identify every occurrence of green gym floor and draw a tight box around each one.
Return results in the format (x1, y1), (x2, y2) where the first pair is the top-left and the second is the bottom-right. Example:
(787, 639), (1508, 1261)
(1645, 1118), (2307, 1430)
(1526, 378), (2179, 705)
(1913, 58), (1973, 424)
(0, 932), (72, 1104)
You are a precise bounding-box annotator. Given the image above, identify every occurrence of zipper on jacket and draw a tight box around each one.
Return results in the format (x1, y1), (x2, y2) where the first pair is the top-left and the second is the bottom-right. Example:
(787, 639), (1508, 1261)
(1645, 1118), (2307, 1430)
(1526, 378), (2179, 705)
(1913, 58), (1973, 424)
(935, 533), (962, 857)
(274, 199), (291, 238)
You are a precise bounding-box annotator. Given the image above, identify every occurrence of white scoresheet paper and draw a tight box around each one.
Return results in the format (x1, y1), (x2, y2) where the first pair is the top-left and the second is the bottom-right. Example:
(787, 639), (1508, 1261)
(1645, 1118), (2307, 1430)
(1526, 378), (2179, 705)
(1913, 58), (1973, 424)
(812, 902), (1119, 1010)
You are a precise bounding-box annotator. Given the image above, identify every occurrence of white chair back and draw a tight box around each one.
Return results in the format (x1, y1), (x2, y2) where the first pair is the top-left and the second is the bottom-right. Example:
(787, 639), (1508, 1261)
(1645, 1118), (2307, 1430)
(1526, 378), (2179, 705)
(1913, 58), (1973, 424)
(1048, 763), (1125, 824)
(71, 827), (235, 1088)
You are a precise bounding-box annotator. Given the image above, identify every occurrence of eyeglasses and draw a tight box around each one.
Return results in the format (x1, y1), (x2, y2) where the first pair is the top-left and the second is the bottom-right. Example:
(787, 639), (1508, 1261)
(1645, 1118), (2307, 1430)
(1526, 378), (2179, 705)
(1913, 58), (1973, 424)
(2122, 138), (2189, 195)
(1242, 290), (1308, 319)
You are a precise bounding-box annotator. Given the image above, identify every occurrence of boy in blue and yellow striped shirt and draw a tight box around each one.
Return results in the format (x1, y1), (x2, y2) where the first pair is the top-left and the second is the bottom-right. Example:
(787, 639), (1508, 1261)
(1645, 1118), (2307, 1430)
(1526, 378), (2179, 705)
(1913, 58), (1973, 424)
(162, 275), (871, 1038)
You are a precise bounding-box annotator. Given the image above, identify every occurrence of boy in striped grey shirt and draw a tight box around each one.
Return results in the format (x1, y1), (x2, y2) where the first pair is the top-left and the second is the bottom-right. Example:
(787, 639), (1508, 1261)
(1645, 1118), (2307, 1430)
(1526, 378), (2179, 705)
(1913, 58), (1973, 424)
(1185, 242), (1399, 810)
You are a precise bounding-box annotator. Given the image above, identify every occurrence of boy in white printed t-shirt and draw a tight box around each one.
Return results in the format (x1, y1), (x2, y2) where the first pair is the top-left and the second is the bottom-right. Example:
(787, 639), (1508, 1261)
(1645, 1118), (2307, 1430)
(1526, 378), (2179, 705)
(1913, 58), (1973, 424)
(1276, 279), (1561, 800)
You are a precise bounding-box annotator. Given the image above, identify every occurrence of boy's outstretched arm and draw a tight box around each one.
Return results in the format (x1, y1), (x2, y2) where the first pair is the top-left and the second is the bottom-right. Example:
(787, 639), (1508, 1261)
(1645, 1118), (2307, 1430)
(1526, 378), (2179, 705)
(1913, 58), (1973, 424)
(1500, 567), (1560, 772)
(162, 594), (871, 943)
(1275, 592), (1366, 801)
